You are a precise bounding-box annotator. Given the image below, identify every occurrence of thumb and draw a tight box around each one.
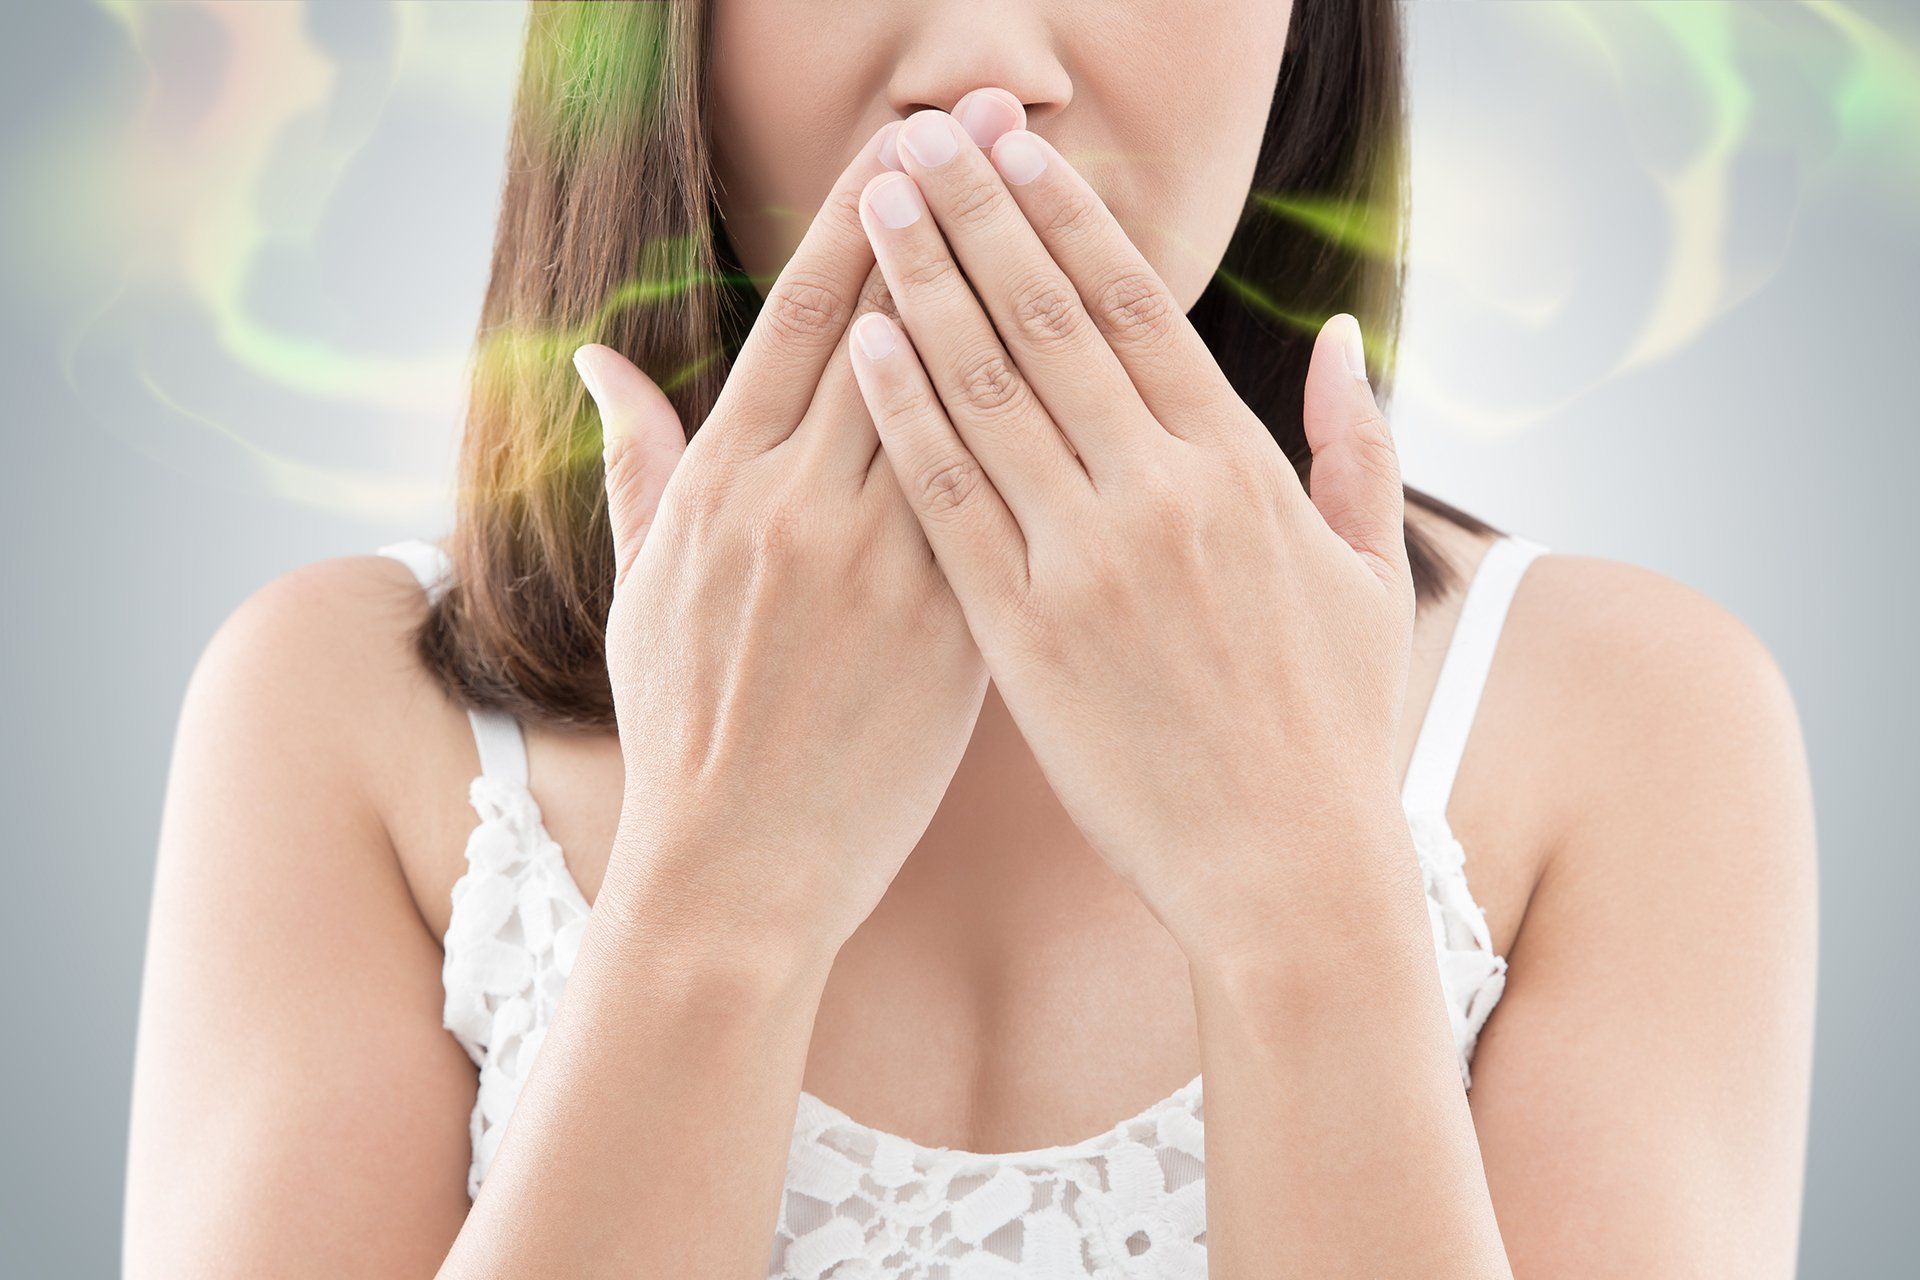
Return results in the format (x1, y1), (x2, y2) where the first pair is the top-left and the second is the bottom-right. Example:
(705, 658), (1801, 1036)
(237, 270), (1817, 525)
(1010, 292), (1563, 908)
(574, 343), (686, 590)
(1301, 313), (1410, 591)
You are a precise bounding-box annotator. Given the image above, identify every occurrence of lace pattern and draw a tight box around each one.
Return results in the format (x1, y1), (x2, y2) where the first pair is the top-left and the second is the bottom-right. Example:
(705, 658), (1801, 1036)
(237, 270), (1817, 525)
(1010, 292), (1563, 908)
(777, 1078), (1209, 1278)
(440, 775), (591, 1201)
(381, 528), (1535, 1274)
(1410, 807), (1510, 1091)
(439, 775), (1504, 1275)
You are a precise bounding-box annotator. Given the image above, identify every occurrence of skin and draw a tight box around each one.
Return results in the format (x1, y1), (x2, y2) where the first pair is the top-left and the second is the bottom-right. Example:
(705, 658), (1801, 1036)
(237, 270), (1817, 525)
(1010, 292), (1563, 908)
(707, 0), (1286, 313)
(123, 3), (1818, 1277)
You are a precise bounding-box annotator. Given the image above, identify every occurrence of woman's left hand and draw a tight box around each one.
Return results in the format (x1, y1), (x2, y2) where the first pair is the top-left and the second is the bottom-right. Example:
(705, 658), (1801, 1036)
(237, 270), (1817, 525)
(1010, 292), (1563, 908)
(846, 109), (1418, 962)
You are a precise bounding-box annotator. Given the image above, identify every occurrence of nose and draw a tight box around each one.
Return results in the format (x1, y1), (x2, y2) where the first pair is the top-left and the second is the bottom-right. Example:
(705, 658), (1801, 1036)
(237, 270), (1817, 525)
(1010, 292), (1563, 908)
(882, 2), (1073, 127)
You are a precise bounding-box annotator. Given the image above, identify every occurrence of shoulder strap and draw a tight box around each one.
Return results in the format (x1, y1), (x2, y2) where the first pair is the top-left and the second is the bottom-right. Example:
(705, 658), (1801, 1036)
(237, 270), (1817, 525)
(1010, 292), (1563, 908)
(1400, 534), (1550, 817)
(375, 539), (530, 790)
(376, 538), (454, 604)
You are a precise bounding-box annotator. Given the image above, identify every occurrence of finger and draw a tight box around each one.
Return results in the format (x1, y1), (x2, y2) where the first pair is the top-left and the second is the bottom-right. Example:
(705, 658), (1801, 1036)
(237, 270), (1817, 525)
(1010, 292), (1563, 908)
(857, 168), (1091, 534)
(889, 107), (1159, 480)
(1302, 314), (1410, 590)
(700, 119), (902, 456)
(575, 343), (689, 590)
(986, 129), (1242, 441)
(847, 311), (1028, 609)
(784, 263), (897, 479)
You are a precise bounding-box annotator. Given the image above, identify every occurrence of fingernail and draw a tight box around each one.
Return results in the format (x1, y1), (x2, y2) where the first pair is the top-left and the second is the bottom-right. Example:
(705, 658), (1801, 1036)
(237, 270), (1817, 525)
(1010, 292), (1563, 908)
(992, 131), (1048, 186)
(1337, 314), (1368, 382)
(853, 312), (897, 360)
(867, 173), (924, 229)
(902, 111), (960, 168)
(876, 120), (904, 172)
(574, 345), (629, 451)
(572, 346), (603, 402)
(953, 89), (1024, 149)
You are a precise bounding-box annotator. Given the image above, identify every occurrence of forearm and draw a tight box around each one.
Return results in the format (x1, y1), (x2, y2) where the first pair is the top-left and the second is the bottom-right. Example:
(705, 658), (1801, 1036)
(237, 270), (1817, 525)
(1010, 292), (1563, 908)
(1185, 800), (1511, 1278)
(438, 828), (837, 1279)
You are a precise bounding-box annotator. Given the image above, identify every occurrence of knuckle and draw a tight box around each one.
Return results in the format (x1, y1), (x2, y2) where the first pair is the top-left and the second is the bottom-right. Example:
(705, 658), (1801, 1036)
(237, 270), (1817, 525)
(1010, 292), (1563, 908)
(899, 252), (962, 294)
(764, 273), (850, 344)
(746, 495), (807, 565)
(1358, 447), (1403, 494)
(601, 437), (649, 510)
(666, 484), (731, 552)
(1036, 187), (1101, 245)
(821, 183), (866, 231)
(876, 376), (937, 426)
(1136, 475), (1205, 549)
(1342, 410), (1403, 493)
(944, 171), (1007, 227)
(915, 457), (986, 520)
(669, 462), (725, 523)
(1096, 271), (1178, 348)
(1008, 273), (1087, 349)
(954, 349), (1026, 417)
(1350, 407), (1397, 456)
(1221, 434), (1286, 500)
(855, 270), (899, 321)
(1067, 544), (1131, 614)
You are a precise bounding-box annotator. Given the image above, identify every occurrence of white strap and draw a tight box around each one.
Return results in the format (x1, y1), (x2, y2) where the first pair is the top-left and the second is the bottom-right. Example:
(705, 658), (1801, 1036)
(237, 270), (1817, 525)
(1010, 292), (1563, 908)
(1400, 535), (1550, 817)
(376, 538), (452, 603)
(466, 708), (529, 789)
(375, 539), (530, 790)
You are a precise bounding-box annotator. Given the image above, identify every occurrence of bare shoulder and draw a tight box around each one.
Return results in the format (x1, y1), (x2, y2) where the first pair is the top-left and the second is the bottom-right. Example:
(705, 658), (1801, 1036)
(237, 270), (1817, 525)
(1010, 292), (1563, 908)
(1417, 524), (1815, 961)
(198, 552), (434, 697)
(1498, 547), (1815, 899)
(182, 552), (480, 920)
(1519, 551), (1790, 691)
(134, 552), (480, 1272)
(1518, 551), (1806, 787)
(191, 553), (455, 772)
(1461, 548), (1816, 1271)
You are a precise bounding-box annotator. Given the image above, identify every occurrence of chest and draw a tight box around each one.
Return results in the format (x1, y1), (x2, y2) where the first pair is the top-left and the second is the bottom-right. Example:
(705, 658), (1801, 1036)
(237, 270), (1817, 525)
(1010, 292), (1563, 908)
(402, 697), (1547, 1165)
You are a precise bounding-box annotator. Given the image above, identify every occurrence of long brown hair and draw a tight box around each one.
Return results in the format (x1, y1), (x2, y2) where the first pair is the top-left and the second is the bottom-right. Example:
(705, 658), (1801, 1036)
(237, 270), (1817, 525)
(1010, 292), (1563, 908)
(420, 0), (1497, 729)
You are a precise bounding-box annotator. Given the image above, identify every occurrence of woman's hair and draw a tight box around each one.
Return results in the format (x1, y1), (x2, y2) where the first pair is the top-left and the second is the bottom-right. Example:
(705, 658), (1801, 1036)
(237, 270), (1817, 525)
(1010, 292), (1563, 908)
(420, 0), (1498, 729)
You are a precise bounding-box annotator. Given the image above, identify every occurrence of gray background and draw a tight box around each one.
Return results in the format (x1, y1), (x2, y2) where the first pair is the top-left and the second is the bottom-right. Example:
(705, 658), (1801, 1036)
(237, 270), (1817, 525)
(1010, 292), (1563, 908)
(3, 2), (1914, 1273)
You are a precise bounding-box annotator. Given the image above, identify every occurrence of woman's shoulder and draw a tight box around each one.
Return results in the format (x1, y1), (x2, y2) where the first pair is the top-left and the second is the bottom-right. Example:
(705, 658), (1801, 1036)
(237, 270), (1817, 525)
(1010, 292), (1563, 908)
(1418, 516), (1773, 672)
(1415, 518), (1790, 737)
(1509, 546), (1796, 742)
(184, 551), (484, 925)
(192, 550), (453, 744)
(1410, 526), (1810, 973)
(1487, 540), (1808, 884)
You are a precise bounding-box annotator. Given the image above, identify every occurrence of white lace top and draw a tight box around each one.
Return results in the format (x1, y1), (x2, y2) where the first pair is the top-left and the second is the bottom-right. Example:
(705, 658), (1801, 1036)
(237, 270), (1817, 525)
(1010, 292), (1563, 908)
(378, 532), (1550, 1279)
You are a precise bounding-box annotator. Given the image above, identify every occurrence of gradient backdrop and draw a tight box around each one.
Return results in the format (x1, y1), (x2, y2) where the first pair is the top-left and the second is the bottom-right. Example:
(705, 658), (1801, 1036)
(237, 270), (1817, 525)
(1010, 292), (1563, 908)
(2, 2), (1915, 1273)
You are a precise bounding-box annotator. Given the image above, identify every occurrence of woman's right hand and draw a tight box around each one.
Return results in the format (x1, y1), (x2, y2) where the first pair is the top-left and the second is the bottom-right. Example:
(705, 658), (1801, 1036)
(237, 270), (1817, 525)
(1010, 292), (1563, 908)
(573, 120), (993, 963)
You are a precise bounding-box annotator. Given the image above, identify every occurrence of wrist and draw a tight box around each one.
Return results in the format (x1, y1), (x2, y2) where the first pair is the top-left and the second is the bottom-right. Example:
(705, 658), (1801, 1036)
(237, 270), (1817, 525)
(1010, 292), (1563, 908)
(1159, 785), (1431, 980)
(598, 820), (845, 996)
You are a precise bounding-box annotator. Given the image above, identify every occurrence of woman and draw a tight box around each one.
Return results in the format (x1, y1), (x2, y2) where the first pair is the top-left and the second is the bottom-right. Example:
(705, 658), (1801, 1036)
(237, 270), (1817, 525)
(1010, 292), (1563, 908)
(123, 2), (1816, 1275)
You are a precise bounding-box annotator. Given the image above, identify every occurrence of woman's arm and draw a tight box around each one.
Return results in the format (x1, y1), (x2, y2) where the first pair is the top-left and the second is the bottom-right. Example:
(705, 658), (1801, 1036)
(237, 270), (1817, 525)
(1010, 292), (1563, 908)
(846, 110), (1816, 1274)
(1184, 803), (1509, 1276)
(127, 117), (985, 1279)
(842, 116), (1500, 1270)
(124, 562), (480, 1276)
(1463, 562), (1816, 1275)
(1186, 560), (1816, 1276)
(124, 563), (846, 1279)
(437, 842), (839, 1279)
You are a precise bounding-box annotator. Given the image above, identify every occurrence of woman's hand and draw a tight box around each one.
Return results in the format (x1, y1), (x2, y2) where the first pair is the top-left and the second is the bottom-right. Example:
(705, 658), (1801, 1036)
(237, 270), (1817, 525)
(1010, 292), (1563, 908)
(845, 111), (1417, 963)
(576, 120), (988, 964)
